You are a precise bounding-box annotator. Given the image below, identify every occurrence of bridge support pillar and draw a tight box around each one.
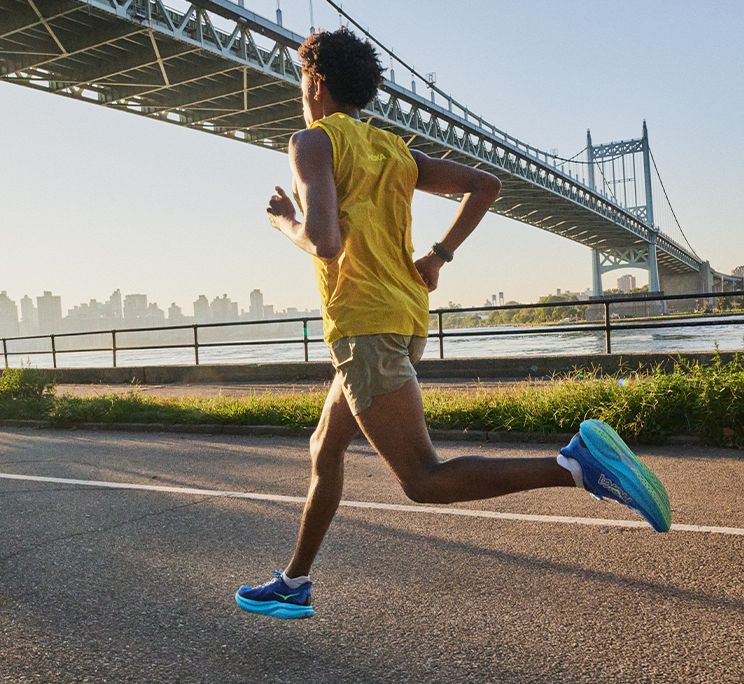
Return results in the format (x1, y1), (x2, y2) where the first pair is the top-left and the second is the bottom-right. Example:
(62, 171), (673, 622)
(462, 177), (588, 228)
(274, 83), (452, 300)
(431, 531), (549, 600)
(586, 129), (595, 190)
(659, 262), (715, 313)
(648, 230), (660, 292)
(592, 249), (603, 296)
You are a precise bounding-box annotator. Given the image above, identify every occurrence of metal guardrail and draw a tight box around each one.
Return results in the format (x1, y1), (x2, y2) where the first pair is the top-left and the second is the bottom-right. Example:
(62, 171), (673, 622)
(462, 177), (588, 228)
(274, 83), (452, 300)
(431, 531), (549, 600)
(430, 290), (744, 357)
(1, 316), (320, 369)
(2, 291), (743, 369)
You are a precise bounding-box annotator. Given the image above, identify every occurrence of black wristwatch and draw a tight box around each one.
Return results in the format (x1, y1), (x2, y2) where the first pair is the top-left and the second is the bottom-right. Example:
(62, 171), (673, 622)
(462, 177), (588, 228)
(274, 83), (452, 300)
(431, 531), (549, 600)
(431, 242), (454, 262)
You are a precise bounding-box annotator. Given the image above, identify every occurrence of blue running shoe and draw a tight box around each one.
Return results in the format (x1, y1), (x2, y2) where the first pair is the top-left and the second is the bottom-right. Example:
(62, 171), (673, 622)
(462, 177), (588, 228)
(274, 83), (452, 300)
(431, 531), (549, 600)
(235, 572), (314, 619)
(560, 419), (672, 532)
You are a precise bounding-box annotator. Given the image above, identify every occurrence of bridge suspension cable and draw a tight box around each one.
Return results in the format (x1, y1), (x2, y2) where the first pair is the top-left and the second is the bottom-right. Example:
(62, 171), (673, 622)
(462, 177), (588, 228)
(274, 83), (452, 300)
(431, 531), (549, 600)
(321, 0), (581, 169)
(649, 151), (701, 260)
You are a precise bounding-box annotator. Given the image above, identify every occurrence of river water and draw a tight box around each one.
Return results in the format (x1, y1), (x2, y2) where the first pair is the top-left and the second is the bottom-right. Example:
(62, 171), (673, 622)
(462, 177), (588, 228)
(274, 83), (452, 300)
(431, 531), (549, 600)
(6, 315), (744, 369)
(436, 316), (744, 359)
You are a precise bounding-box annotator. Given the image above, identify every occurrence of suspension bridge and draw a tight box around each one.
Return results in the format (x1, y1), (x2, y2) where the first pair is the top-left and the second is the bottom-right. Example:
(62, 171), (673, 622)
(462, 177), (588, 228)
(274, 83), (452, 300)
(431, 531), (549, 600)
(0, 0), (738, 302)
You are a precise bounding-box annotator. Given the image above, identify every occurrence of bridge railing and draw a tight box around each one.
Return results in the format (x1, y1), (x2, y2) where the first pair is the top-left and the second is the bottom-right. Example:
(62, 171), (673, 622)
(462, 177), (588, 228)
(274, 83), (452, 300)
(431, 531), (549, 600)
(2, 290), (743, 369)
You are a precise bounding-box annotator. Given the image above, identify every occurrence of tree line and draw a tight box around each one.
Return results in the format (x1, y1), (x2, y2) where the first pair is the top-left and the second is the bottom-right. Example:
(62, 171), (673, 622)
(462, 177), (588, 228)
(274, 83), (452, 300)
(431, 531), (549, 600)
(431, 287), (652, 330)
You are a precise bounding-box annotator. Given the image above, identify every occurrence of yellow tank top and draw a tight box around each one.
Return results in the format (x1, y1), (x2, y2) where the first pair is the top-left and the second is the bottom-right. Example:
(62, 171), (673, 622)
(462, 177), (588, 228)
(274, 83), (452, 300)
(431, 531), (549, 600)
(308, 113), (430, 344)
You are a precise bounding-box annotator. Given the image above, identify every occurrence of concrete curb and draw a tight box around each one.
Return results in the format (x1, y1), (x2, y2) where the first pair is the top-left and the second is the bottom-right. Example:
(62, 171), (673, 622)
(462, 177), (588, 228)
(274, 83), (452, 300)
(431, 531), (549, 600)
(0, 419), (705, 445)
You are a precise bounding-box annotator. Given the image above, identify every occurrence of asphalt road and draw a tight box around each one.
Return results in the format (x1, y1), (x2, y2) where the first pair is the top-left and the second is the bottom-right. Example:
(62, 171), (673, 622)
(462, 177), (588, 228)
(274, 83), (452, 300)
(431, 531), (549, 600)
(1, 428), (742, 683)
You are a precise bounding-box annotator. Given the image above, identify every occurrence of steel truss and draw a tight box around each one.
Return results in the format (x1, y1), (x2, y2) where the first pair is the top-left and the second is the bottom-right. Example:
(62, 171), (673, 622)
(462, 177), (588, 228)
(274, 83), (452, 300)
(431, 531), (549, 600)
(585, 123), (662, 290)
(598, 247), (654, 272)
(0, 0), (702, 276)
(592, 139), (643, 158)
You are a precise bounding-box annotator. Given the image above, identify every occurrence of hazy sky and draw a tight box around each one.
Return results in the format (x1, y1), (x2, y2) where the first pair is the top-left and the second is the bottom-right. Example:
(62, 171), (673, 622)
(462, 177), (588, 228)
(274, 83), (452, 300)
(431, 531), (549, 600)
(1, 0), (742, 317)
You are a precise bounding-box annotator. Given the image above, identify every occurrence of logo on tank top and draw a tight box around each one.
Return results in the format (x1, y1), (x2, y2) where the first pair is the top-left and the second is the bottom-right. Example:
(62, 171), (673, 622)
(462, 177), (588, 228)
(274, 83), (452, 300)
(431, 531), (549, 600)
(367, 153), (387, 162)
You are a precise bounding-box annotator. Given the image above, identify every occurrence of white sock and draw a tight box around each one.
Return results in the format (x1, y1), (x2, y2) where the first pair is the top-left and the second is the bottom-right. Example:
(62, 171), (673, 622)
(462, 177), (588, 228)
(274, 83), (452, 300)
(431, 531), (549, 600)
(557, 455), (585, 490)
(281, 571), (310, 588)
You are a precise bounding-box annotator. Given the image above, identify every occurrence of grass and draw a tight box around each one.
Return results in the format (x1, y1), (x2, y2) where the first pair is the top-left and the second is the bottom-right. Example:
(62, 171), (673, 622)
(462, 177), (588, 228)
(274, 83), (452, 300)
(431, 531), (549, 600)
(49, 391), (328, 429)
(2, 352), (744, 447)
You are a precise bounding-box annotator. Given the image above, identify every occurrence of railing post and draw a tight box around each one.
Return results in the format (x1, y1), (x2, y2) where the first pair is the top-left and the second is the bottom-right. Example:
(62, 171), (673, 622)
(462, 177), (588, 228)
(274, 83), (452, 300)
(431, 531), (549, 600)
(193, 325), (199, 365)
(2, 338), (7, 368)
(112, 330), (117, 368)
(604, 301), (612, 354)
(302, 318), (309, 362)
(437, 311), (444, 359)
(51, 334), (57, 369)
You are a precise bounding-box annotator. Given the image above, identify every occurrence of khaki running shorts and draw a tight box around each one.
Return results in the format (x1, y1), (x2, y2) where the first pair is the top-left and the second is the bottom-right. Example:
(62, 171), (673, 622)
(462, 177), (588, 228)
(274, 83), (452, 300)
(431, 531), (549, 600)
(329, 334), (428, 415)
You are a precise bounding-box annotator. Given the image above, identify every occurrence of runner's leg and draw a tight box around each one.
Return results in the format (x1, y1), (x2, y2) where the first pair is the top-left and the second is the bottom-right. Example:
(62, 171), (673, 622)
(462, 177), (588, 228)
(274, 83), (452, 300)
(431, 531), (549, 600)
(284, 374), (360, 578)
(356, 378), (575, 504)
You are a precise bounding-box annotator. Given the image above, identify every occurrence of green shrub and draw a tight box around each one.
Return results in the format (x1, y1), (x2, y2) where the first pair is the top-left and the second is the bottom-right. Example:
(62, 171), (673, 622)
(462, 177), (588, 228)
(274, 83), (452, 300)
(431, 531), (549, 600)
(0, 365), (56, 399)
(0, 365), (57, 419)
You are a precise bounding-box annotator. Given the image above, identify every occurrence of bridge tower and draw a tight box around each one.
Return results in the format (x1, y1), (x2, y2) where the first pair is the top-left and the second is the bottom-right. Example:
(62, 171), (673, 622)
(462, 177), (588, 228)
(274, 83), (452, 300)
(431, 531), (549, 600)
(587, 121), (661, 295)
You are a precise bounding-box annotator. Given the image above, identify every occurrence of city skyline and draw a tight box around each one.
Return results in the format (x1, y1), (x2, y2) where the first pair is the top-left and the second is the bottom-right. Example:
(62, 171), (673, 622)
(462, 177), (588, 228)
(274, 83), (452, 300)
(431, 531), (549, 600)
(0, 281), (547, 320)
(0, 285), (327, 338)
(1, 1), (742, 316)
(1, 267), (654, 339)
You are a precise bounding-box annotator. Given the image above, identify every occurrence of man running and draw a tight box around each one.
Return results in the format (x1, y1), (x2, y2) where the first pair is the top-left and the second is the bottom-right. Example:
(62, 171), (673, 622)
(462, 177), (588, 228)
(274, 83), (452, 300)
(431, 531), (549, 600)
(236, 28), (671, 619)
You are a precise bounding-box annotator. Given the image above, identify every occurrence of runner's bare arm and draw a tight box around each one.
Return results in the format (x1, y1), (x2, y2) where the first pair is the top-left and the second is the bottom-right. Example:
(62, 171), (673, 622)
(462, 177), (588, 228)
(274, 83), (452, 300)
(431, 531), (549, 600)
(410, 150), (501, 291)
(267, 128), (342, 260)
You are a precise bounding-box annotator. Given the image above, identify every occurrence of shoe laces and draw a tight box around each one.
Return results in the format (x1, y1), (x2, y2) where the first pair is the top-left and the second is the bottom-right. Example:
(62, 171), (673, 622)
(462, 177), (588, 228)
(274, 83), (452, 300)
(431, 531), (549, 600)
(256, 571), (284, 589)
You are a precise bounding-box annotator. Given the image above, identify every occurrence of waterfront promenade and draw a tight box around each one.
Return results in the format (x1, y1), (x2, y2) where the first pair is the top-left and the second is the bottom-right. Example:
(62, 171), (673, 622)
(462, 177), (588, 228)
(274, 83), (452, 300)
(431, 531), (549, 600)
(1, 425), (742, 683)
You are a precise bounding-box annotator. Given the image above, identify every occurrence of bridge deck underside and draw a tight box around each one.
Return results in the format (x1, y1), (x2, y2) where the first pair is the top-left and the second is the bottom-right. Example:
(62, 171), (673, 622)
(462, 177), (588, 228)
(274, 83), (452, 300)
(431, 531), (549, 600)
(0, 0), (695, 275)
(0, 0), (306, 144)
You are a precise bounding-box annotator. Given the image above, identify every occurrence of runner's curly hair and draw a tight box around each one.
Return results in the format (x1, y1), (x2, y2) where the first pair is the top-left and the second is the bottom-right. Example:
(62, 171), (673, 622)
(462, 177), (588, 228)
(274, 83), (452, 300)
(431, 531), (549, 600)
(298, 27), (384, 109)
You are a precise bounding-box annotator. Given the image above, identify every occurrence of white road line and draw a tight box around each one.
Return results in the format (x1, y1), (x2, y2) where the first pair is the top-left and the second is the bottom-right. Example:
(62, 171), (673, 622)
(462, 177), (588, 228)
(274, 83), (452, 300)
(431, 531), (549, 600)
(1, 472), (741, 536)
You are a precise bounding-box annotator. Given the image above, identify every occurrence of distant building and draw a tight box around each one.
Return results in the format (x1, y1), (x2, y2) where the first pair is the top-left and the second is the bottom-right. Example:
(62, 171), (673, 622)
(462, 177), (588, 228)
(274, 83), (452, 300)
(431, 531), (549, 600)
(37, 291), (62, 333)
(123, 294), (147, 320)
(542, 288), (592, 301)
(562, 288), (592, 300)
(145, 302), (165, 324)
(193, 295), (211, 323)
(20, 295), (38, 335)
(0, 291), (20, 337)
(168, 302), (185, 322)
(249, 289), (264, 320)
(211, 294), (239, 322)
(106, 289), (123, 319)
(732, 266), (744, 278)
(67, 300), (104, 320)
(617, 274), (637, 293)
(483, 293), (508, 307)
